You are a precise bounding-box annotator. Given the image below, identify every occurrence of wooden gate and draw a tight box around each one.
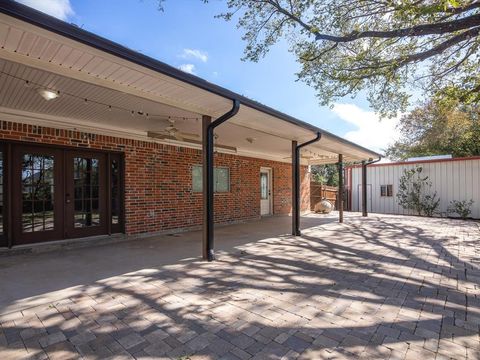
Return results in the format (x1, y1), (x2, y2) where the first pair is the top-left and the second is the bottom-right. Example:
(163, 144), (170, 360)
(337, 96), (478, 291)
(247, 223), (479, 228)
(310, 183), (338, 210)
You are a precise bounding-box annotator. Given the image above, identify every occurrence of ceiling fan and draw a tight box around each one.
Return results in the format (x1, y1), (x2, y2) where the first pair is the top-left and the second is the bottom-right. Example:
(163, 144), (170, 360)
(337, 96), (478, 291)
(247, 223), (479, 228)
(147, 119), (237, 152)
(148, 118), (199, 142)
(283, 154), (315, 160)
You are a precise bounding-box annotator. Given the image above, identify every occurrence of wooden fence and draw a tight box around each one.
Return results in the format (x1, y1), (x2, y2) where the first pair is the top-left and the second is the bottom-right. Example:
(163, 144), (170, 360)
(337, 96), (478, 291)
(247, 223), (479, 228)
(310, 183), (338, 210)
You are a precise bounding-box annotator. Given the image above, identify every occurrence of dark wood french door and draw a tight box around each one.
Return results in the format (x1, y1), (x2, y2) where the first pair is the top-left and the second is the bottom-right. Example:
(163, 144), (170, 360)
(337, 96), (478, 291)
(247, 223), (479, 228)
(65, 151), (107, 238)
(9, 144), (121, 245)
(12, 146), (64, 244)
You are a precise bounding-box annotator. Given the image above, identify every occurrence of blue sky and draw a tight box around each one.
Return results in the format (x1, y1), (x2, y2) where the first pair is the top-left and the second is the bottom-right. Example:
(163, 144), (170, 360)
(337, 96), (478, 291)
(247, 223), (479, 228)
(18, 0), (400, 154)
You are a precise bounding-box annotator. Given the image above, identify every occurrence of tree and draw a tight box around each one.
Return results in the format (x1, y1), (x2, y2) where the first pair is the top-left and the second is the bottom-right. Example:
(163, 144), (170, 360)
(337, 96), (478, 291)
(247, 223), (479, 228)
(385, 100), (480, 160)
(397, 166), (440, 216)
(311, 164), (338, 186)
(204, 0), (480, 117)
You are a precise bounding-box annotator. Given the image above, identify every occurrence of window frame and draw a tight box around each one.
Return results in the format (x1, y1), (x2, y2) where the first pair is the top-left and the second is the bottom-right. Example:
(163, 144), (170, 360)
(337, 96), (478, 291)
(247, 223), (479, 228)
(380, 184), (393, 197)
(192, 165), (230, 193)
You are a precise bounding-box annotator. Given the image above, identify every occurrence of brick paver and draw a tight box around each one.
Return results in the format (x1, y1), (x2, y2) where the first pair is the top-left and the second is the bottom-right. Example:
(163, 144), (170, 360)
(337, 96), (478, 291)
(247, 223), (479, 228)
(0, 213), (479, 359)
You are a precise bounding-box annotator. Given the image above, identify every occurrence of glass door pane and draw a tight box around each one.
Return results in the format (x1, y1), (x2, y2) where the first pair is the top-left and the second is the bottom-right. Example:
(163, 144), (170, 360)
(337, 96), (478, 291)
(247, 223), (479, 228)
(12, 146), (63, 245)
(21, 154), (55, 233)
(65, 151), (107, 238)
(110, 156), (121, 228)
(73, 157), (100, 228)
(260, 172), (268, 200)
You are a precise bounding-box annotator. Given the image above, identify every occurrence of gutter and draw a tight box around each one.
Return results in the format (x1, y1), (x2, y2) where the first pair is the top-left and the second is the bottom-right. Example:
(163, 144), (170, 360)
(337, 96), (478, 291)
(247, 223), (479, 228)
(0, 0), (381, 159)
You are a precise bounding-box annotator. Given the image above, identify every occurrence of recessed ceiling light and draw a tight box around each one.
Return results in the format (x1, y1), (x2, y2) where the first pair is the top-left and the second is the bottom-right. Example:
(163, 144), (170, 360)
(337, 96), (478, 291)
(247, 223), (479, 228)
(37, 88), (59, 101)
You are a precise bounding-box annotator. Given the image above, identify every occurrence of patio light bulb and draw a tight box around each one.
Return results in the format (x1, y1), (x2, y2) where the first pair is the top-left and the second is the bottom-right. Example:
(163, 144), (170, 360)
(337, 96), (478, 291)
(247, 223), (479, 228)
(37, 88), (59, 101)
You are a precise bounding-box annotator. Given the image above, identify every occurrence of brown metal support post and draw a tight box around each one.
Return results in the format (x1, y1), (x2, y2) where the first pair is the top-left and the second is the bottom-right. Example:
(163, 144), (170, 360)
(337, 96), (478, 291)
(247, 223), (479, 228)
(202, 115), (212, 260)
(291, 140), (298, 236)
(338, 154), (344, 223)
(107, 152), (112, 235)
(361, 160), (368, 217)
(201, 100), (240, 261)
(6, 143), (13, 248)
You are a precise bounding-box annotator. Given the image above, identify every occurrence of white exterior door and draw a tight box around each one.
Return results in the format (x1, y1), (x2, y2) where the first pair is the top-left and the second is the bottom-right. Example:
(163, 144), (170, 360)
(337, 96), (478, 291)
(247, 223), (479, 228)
(260, 168), (272, 216)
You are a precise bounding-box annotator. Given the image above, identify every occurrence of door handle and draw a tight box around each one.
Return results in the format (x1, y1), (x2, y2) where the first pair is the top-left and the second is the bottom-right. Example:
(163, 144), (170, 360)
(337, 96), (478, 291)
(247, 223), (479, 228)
(65, 193), (71, 204)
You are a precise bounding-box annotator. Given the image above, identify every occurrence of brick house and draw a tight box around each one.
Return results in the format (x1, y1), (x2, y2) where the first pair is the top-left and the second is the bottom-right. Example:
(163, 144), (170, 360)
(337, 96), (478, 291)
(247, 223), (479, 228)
(0, 2), (380, 258)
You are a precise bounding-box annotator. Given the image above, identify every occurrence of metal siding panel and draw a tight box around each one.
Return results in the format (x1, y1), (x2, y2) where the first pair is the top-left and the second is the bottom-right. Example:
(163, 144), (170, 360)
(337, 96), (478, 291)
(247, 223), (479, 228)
(379, 165), (385, 214)
(378, 166), (383, 213)
(369, 166), (373, 213)
(85, 59), (111, 76)
(0, 23), (9, 47)
(98, 63), (122, 79)
(81, 56), (104, 73)
(403, 164), (412, 215)
(61, 48), (84, 68)
(456, 161), (464, 204)
(39, 41), (61, 61)
(387, 165), (395, 214)
(433, 162), (443, 215)
(442, 161), (448, 214)
(368, 166), (374, 213)
(16, 31), (36, 55)
(452, 161), (459, 203)
(107, 66), (131, 82)
(473, 160), (480, 218)
(358, 167), (363, 212)
(3, 26), (23, 51)
(372, 166), (378, 213)
(465, 160), (473, 215)
(395, 165), (403, 214)
(424, 163), (437, 214)
(29, 36), (49, 59)
(71, 52), (94, 70)
(353, 168), (359, 212)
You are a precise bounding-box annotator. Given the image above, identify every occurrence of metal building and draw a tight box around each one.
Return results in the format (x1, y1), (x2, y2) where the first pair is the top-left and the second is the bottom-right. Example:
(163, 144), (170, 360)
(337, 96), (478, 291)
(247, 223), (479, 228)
(346, 156), (480, 219)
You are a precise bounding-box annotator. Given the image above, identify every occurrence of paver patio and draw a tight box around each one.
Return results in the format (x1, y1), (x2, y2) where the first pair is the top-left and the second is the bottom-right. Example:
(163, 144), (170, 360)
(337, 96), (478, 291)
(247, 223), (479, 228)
(0, 213), (479, 359)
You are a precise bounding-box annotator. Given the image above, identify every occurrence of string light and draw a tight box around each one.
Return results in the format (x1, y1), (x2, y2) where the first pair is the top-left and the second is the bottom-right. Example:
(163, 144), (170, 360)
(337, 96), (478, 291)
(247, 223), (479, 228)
(1, 70), (201, 122)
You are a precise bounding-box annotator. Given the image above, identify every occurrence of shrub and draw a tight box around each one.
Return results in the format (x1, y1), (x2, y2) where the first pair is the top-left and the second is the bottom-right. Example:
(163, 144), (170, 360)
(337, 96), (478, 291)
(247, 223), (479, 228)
(396, 166), (440, 217)
(447, 199), (474, 219)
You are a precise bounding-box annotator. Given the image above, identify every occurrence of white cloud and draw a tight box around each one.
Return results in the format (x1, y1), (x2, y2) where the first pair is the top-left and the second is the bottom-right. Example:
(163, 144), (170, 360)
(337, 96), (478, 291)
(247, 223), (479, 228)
(332, 103), (400, 154)
(17, 0), (74, 20)
(180, 48), (208, 63)
(178, 64), (196, 74)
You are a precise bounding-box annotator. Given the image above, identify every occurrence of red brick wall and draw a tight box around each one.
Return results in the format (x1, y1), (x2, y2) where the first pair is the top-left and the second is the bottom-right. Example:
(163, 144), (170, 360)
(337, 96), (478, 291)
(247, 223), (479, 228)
(0, 121), (310, 235)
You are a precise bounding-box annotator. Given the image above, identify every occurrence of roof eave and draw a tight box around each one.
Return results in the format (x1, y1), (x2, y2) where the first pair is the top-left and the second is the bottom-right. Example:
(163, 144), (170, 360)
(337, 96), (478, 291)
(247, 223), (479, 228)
(0, 0), (381, 159)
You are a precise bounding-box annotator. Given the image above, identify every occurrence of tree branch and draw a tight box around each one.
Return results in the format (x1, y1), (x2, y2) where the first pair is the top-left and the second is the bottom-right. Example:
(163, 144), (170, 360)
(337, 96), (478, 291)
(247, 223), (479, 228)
(393, 26), (480, 67)
(315, 13), (480, 42)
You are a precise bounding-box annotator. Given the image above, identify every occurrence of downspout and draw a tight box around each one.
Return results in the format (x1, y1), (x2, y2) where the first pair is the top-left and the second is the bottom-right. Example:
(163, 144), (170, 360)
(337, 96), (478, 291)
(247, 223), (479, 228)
(361, 157), (381, 217)
(203, 99), (240, 261)
(292, 132), (322, 236)
(338, 154), (344, 223)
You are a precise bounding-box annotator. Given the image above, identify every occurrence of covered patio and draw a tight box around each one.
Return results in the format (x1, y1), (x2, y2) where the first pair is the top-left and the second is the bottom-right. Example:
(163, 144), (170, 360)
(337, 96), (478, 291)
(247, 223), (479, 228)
(0, 213), (479, 359)
(0, 2), (380, 259)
